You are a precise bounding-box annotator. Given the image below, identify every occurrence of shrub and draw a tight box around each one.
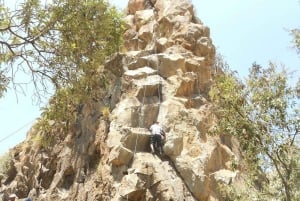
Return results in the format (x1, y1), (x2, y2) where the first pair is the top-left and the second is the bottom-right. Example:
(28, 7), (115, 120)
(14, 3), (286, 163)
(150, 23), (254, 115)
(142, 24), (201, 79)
(0, 152), (12, 179)
(101, 107), (110, 118)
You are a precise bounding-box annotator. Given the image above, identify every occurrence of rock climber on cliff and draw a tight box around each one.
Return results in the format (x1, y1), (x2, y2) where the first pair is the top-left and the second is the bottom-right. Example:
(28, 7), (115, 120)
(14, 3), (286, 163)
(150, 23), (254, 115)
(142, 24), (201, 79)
(8, 194), (18, 201)
(149, 121), (165, 155)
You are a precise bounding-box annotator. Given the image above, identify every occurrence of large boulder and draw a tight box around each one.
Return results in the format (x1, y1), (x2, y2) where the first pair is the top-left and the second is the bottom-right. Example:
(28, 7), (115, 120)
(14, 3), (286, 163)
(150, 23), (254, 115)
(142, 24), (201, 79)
(163, 129), (183, 156)
(157, 53), (185, 78)
(195, 37), (215, 57)
(121, 128), (151, 152)
(111, 97), (141, 127)
(138, 22), (155, 46)
(104, 53), (125, 77)
(124, 66), (157, 80)
(135, 9), (155, 30)
(155, 0), (194, 20)
(175, 72), (198, 97)
(128, 0), (145, 15)
(109, 145), (134, 166)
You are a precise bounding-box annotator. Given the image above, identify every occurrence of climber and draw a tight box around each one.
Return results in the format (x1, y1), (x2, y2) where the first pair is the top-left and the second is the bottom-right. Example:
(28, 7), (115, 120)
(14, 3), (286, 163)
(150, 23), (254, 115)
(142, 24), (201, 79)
(149, 121), (165, 154)
(8, 194), (18, 201)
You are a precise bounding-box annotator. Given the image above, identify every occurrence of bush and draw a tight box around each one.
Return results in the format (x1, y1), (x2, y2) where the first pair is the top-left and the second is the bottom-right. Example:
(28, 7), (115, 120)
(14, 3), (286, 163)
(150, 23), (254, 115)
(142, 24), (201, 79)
(32, 131), (55, 150)
(101, 107), (110, 119)
(0, 152), (12, 179)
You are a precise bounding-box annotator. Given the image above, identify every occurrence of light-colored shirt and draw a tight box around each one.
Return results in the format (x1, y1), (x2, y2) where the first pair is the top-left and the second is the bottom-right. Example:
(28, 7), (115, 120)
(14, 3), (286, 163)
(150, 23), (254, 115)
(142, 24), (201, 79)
(150, 124), (164, 136)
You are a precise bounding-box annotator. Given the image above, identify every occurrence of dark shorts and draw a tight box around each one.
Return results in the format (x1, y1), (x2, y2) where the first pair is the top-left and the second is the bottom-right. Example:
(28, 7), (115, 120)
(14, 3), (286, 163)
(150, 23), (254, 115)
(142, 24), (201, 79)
(150, 134), (162, 147)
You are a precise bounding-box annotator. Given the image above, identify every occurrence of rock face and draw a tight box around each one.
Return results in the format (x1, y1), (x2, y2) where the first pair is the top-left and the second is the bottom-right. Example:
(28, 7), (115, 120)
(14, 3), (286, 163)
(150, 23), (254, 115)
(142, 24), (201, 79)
(0, 0), (242, 201)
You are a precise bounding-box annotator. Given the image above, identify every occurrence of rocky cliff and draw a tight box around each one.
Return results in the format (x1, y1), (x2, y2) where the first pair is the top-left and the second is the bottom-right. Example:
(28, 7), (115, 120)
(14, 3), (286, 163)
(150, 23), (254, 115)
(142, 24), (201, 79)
(0, 0), (241, 200)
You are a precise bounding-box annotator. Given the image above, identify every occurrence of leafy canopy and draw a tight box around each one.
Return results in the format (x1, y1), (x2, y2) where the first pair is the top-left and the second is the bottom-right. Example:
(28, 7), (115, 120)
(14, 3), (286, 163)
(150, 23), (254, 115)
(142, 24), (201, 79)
(1, 0), (125, 144)
(0, 0), (124, 100)
(291, 28), (300, 54)
(210, 62), (300, 201)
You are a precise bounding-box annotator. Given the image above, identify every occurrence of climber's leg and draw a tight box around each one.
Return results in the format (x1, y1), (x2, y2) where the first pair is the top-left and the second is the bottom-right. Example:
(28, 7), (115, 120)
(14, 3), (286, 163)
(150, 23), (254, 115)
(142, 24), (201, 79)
(150, 135), (155, 154)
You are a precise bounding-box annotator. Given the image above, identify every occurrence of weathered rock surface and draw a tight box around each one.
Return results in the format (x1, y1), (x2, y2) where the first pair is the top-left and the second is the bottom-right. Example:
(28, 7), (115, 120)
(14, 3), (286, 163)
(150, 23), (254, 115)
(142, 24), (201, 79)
(0, 0), (242, 201)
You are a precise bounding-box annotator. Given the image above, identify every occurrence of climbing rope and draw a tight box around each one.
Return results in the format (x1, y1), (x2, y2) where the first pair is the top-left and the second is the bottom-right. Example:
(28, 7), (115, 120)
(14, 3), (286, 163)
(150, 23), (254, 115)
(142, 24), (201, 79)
(152, 21), (162, 104)
(132, 20), (162, 156)
(155, 47), (162, 104)
(196, 72), (201, 95)
(133, 80), (147, 155)
(136, 34), (140, 51)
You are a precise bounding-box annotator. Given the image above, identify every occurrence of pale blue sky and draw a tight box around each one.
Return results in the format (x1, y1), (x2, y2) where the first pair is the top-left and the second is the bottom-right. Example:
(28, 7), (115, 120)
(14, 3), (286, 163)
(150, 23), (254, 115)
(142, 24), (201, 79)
(1, 0), (300, 154)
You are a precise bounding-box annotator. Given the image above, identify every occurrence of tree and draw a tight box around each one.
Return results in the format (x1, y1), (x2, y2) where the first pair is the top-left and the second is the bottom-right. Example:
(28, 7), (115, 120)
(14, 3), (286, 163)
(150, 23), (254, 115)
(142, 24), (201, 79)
(0, 0), (125, 141)
(290, 28), (300, 100)
(291, 28), (300, 53)
(0, 0), (124, 101)
(0, 69), (8, 98)
(209, 62), (300, 201)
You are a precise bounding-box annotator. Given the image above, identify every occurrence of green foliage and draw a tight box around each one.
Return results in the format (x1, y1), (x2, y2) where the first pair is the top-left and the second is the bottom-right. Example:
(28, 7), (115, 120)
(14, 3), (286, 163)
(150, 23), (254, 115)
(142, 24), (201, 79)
(1, 0), (124, 139)
(0, 152), (12, 179)
(51, 0), (124, 78)
(0, 0), (125, 100)
(42, 88), (78, 126)
(32, 131), (55, 149)
(209, 62), (300, 201)
(218, 180), (276, 201)
(291, 28), (300, 53)
(101, 106), (110, 119)
(35, 66), (111, 135)
(36, 87), (81, 140)
(218, 183), (254, 201)
(0, 70), (9, 98)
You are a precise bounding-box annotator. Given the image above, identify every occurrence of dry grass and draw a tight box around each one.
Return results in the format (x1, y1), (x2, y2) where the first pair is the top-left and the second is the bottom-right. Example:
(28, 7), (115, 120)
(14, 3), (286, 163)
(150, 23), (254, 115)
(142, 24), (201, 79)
(0, 152), (12, 179)
(101, 107), (110, 118)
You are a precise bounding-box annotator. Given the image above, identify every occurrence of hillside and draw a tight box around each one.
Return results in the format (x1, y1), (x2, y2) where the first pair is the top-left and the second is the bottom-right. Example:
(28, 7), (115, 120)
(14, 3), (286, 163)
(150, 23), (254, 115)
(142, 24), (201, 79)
(0, 0), (242, 200)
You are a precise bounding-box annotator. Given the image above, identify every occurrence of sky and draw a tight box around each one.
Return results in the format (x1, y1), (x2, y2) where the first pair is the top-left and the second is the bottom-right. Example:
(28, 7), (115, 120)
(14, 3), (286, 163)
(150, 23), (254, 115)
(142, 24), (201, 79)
(1, 0), (300, 154)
